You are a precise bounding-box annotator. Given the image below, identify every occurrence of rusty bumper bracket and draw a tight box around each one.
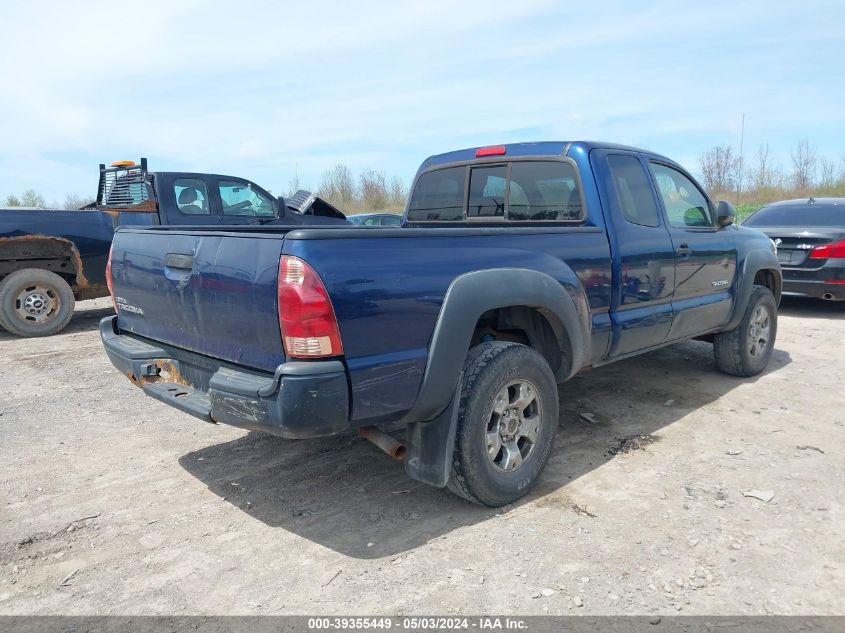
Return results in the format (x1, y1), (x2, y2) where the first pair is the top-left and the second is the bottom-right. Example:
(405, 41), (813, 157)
(143, 382), (213, 423)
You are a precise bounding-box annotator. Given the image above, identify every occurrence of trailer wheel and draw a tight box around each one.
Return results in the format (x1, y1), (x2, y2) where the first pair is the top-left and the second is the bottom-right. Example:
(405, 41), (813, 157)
(446, 341), (558, 506)
(0, 269), (75, 337)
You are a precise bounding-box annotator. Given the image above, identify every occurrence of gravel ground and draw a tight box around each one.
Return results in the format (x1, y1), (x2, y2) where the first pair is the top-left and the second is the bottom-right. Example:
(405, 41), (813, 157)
(0, 296), (843, 615)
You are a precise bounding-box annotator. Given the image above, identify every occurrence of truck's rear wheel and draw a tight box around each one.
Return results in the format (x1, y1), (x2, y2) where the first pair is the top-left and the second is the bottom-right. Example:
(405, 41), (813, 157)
(713, 285), (777, 377)
(447, 341), (558, 506)
(0, 269), (75, 337)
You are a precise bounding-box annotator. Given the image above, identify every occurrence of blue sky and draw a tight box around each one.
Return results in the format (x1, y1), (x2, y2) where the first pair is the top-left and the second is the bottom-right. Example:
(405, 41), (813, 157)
(1, 0), (844, 203)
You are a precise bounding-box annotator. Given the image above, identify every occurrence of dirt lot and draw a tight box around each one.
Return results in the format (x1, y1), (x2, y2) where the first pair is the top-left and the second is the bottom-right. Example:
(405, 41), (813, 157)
(0, 297), (843, 615)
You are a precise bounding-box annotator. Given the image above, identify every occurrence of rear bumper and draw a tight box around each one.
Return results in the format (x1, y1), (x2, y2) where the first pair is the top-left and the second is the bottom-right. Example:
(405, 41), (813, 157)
(99, 316), (350, 438)
(782, 279), (845, 300)
(782, 260), (845, 300)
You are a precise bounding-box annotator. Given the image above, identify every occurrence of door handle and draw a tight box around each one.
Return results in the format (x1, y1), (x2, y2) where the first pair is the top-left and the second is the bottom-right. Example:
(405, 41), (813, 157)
(164, 253), (194, 270)
(676, 244), (692, 258)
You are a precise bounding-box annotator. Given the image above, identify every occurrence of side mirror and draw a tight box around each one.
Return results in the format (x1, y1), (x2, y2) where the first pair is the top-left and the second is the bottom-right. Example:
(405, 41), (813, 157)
(276, 196), (286, 215)
(716, 200), (736, 227)
(684, 207), (709, 227)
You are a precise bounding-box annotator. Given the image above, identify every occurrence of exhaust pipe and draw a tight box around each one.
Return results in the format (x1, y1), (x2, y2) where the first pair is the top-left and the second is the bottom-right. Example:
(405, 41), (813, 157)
(823, 293), (834, 301)
(358, 426), (406, 461)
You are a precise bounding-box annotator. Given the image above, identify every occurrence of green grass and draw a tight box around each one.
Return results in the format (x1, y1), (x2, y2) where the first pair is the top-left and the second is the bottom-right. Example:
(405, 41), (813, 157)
(735, 203), (762, 222)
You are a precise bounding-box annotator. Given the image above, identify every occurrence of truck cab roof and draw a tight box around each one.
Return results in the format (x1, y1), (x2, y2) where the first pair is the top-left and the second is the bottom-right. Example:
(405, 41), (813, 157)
(419, 141), (672, 172)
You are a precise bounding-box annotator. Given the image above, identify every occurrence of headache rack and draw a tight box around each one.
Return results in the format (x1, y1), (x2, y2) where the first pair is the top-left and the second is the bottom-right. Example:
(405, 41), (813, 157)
(96, 158), (157, 211)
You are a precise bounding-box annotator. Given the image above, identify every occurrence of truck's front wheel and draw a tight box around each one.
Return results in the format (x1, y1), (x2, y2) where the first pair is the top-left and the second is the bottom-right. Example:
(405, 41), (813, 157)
(0, 269), (75, 337)
(447, 341), (558, 506)
(713, 285), (777, 377)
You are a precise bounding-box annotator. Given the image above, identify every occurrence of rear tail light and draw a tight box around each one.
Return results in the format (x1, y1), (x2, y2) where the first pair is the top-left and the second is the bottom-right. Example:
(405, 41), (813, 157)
(105, 244), (117, 313)
(810, 240), (845, 259)
(278, 255), (343, 358)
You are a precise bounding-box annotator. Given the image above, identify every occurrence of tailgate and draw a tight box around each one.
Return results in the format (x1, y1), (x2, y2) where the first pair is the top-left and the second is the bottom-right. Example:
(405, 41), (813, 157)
(109, 228), (286, 372)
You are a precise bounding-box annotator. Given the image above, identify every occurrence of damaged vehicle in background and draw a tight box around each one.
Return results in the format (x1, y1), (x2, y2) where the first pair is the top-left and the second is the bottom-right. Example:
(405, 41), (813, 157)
(0, 159), (348, 337)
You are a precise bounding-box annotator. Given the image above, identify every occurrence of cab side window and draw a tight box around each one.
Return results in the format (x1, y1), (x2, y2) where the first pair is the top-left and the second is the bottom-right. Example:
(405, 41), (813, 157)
(218, 180), (275, 217)
(174, 178), (210, 215)
(607, 155), (660, 227)
(649, 163), (713, 227)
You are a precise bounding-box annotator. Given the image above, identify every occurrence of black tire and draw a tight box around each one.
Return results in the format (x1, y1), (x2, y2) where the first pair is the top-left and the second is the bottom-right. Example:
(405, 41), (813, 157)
(446, 341), (559, 507)
(0, 269), (75, 337)
(713, 285), (777, 377)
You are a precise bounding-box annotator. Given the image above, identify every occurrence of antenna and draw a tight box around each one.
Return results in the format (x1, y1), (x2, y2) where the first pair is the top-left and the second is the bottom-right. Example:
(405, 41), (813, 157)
(736, 113), (745, 206)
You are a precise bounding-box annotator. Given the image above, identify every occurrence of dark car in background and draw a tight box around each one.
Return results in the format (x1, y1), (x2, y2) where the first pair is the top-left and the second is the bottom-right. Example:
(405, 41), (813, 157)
(743, 198), (845, 301)
(347, 212), (403, 226)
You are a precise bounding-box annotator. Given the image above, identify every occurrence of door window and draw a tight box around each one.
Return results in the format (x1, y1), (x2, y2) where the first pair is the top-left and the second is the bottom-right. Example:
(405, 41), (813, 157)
(174, 178), (210, 215)
(649, 163), (712, 227)
(218, 180), (275, 217)
(607, 155), (660, 227)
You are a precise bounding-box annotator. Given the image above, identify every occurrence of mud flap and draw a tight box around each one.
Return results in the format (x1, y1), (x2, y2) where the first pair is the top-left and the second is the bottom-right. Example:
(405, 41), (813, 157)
(403, 373), (462, 488)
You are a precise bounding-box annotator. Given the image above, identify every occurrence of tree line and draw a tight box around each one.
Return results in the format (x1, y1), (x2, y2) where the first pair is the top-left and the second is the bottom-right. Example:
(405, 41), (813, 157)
(3, 190), (95, 210)
(698, 139), (844, 200)
(300, 164), (407, 213)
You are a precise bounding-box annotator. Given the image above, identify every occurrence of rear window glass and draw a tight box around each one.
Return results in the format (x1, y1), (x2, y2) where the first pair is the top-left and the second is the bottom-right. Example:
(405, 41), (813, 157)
(468, 165), (507, 218)
(508, 161), (582, 221)
(407, 166), (465, 222)
(744, 204), (845, 227)
(407, 160), (584, 222)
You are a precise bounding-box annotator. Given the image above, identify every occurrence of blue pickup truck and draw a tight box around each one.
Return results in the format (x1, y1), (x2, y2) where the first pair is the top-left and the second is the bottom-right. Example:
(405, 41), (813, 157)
(101, 141), (782, 506)
(0, 159), (347, 337)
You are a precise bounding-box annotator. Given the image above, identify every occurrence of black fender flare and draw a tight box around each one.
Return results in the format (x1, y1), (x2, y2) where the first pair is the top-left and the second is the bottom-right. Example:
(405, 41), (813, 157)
(403, 267), (589, 426)
(725, 248), (783, 331)
(401, 268), (588, 487)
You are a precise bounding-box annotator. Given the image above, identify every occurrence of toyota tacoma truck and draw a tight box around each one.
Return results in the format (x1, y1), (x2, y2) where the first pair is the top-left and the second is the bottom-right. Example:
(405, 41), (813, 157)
(0, 159), (347, 337)
(100, 141), (782, 506)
